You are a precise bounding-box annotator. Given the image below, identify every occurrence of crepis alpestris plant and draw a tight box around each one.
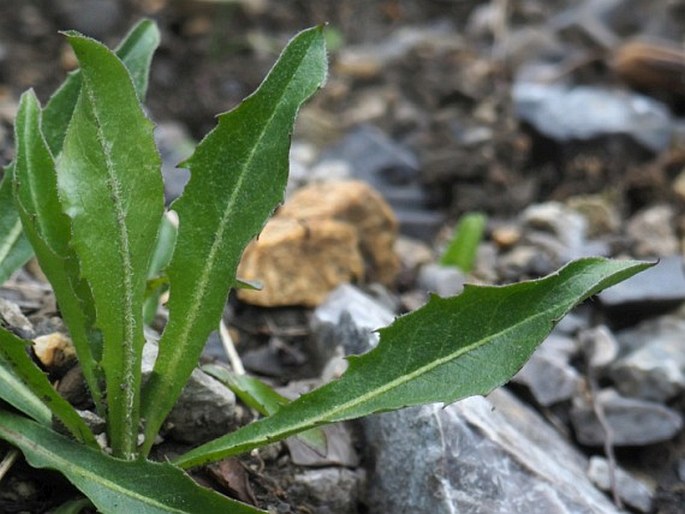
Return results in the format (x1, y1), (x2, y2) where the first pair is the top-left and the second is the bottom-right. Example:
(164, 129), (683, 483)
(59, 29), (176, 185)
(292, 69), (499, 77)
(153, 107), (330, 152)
(0, 19), (649, 513)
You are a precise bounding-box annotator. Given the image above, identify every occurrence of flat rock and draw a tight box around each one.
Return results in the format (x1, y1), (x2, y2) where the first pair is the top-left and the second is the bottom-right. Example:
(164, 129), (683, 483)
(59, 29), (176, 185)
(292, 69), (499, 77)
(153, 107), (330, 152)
(416, 263), (466, 298)
(611, 315), (685, 401)
(364, 389), (621, 514)
(570, 389), (683, 446)
(310, 284), (395, 364)
(522, 201), (588, 258)
(626, 204), (679, 257)
(290, 468), (365, 514)
(598, 256), (685, 309)
(316, 126), (443, 241)
(513, 332), (581, 406)
(588, 456), (654, 513)
(513, 83), (673, 153)
(278, 180), (399, 285)
(237, 217), (364, 308)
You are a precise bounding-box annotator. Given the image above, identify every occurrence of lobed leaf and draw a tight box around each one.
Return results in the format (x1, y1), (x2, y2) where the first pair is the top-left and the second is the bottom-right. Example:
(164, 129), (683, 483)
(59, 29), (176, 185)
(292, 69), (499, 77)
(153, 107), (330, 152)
(141, 25), (327, 454)
(175, 258), (651, 468)
(56, 33), (164, 459)
(13, 89), (105, 414)
(0, 409), (266, 514)
(0, 328), (97, 447)
(0, 171), (32, 284)
(203, 364), (326, 453)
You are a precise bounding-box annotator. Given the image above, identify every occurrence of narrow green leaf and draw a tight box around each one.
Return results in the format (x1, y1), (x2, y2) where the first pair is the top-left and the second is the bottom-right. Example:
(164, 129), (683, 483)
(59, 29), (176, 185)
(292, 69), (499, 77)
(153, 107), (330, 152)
(51, 497), (93, 514)
(0, 354), (51, 425)
(175, 257), (651, 468)
(203, 364), (326, 452)
(2, 20), (161, 285)
(0, 171), (32, 284)
(440, 212), (487, 273)
(13, 89), (105, 414)
(141, 25), (327, 454)
(57, 33), (164, 459)
(143, 214), (177, 325)
(0, 328), (97, 447)
(0, 409), (266, 514)
(42, 19), (160, 156)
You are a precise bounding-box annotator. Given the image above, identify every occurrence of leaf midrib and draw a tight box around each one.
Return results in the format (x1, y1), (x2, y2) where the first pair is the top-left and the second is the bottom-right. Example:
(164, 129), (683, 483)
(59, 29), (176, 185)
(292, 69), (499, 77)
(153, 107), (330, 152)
(86, 85), (138, 450)
(0, 421), (191, 513)
(163, 42), (312, 386)
(181, 285), (576, 465)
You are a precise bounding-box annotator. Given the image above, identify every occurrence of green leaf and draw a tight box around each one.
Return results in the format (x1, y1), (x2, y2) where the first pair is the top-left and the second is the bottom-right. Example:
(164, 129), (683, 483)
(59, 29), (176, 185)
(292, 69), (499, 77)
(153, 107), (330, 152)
(203, 364), (326, 453)
(56, 33), (164, 459)
(0, 328), (97, 447)
(440, 212), (487, 273)
(0, 409), (266, 514)
(174, 257), (651, 468)
(42, 19), (160, 156)
(0, 353), (51, 425)
(143, 214), (177, 325)
(13, 89), (105, 414)
(141, 25), (327, 454)
(51, 497), (93, 514)
(0, 171), (32, 284)
(1, 20), (161, 286)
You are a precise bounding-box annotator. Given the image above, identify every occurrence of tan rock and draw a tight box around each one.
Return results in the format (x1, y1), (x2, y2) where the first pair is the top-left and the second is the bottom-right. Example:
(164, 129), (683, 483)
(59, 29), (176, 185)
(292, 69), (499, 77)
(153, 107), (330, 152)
(33, 332), (76, 371)
(279, 180), (399, 285)
(237, 217), (364, 307)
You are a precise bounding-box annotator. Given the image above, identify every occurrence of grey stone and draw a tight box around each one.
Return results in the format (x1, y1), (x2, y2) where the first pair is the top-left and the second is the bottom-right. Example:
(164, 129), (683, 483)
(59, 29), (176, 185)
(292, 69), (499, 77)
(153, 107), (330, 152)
(522, 202), (588, 257)
(626, 204), (679, 257)
(311, 284), (395, 361)
(286, 422), (359, 468)
(570, 389), (683, 446)
(610, 315), (685, 402)
(598, 256), (685, 308)
(416, 263), (466, 298)
(497, 245), (557, 279)
(55, 0), (123, 39)
(141, 341), (241, 445)
(587, 456), (653, 513)
(364, 388), (620, 514)
(513, 332), (581, 406)
(155, 122), (194, 204)
(290, 468), (365, 514)
(513, 83), (673, 153)
(317, 125), (444, 240)
(580, 326), (619, 370)
(0, 298), (33, 339)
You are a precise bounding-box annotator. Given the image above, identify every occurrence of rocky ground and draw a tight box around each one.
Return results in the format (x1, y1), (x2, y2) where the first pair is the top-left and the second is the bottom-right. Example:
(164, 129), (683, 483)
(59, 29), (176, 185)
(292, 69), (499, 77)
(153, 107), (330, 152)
(0, 0), (684, 513)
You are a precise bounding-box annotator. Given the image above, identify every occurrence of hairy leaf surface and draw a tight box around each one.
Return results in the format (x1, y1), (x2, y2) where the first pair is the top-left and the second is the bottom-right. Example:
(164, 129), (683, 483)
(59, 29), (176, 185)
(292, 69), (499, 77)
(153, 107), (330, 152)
(0, 20), (161, 289)
(175, 258), (650, 467)
(0, 172), (32, 284)
(43, 19), (160, 156)
(0, 410), (265, 514)
(13, 90), (105, 413)
(141, 26), (327, 453)
(56, 33), (164, 459)
(0, 328), (96, 446)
